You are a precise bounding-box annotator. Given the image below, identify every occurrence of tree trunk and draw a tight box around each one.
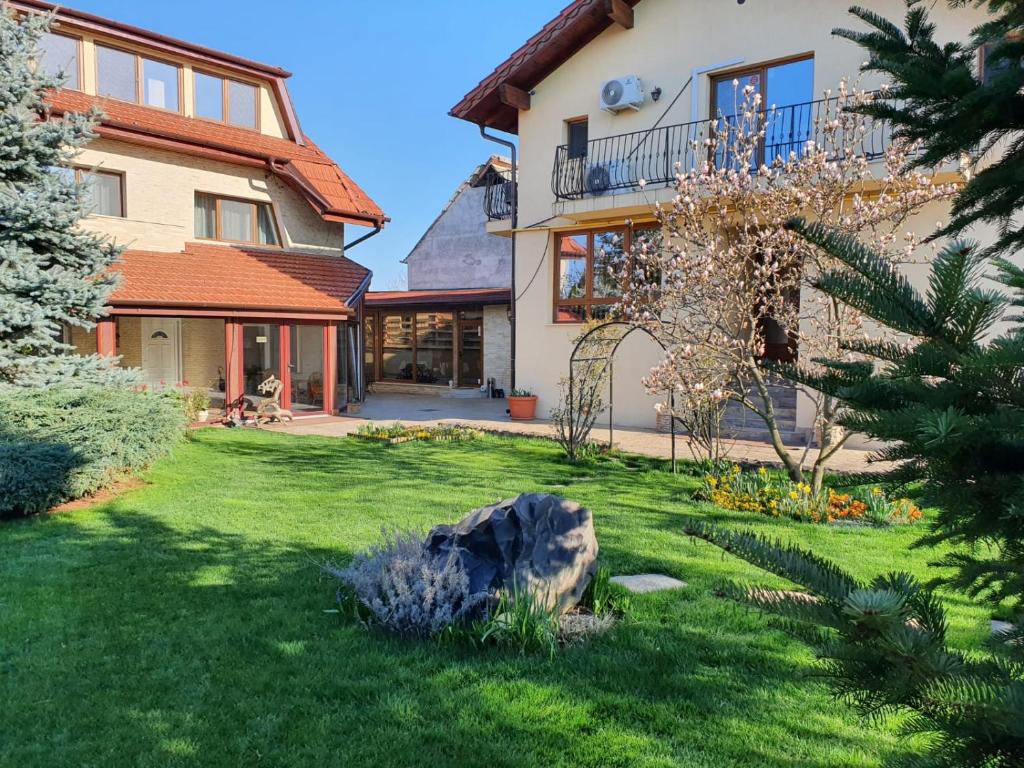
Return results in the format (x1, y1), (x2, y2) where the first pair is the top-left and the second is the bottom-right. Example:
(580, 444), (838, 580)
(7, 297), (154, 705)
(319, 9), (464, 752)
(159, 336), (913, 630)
(748, 364), (804, 483)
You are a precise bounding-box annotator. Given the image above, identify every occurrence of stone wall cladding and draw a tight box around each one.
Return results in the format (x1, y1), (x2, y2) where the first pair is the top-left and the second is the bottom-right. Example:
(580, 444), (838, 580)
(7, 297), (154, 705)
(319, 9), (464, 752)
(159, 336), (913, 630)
(483, 304), (511, 392)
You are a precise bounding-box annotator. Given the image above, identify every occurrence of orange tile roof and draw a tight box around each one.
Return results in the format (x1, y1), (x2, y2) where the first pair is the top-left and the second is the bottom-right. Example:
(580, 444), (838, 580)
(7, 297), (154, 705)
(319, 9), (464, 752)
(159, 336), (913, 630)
(450, 0), (642, 133)
(109, 242), (370, 315)
(47, 89), (386, 227)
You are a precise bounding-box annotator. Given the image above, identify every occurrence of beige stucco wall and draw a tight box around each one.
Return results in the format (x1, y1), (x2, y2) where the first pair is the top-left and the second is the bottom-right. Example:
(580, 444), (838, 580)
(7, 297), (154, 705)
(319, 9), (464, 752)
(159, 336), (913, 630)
(507, 0), (997, 432)
(72, 138), (343, 254)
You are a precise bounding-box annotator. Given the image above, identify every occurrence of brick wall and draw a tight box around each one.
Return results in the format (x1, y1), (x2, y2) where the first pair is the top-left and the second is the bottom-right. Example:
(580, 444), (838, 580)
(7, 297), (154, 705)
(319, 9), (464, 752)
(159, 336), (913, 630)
(181, 318), (224, 388)
(68, 325), (97, 355)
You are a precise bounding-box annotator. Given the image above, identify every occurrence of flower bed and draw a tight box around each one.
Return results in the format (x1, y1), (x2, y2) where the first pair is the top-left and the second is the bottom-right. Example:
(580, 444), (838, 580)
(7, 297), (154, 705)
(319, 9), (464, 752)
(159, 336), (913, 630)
(700, 464), (922, 525)
(352, 422), (481, 445)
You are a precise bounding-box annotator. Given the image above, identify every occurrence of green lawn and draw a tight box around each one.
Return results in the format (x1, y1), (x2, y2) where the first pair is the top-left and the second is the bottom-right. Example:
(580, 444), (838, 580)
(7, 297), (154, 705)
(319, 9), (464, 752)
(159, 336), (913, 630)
(0, 430), (990, 768)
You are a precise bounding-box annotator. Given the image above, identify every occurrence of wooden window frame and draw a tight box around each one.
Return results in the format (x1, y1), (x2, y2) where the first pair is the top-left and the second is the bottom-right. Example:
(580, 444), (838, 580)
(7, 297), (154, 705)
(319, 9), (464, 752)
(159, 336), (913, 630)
(554, 225), (654, 324)
(565, 116), (589, 160)
(192, 68), (261, 131)
(194, 192), (281, 247)
(94, 42), (183, 114)
(72, 167), (126, 218)
(36, 30), (84, 91)
(366, 307), (479, 386)
(709, 52), (815, 120)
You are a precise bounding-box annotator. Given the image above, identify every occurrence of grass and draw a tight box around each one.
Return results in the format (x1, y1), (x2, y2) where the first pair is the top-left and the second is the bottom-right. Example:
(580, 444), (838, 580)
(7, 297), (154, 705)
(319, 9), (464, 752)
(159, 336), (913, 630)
(0, 429), (992, 768)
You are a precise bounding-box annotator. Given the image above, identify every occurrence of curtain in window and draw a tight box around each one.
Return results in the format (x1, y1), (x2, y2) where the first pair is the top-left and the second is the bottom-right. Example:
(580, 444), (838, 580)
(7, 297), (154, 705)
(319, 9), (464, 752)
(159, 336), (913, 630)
(83, 172), (122, 217)
(97, 46), (136, 102)
(219, 199), (253, 242)
(194, 193), (216, 238)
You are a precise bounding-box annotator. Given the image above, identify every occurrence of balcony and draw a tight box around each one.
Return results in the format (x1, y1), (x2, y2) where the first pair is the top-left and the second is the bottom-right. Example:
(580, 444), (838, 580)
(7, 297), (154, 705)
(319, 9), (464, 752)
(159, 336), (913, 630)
(551, 96), (895, 201)
(483, 167), (515, 221)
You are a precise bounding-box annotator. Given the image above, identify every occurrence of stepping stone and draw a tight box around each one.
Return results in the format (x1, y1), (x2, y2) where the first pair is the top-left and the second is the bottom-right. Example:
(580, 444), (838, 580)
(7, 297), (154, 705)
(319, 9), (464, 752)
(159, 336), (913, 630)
(610, 574), (687, 594)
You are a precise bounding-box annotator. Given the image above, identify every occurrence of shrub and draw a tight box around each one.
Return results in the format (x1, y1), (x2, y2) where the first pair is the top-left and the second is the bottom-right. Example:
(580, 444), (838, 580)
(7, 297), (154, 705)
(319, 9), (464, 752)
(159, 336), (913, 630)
(0, 386), (186, 517)
(0, 442), (81, 516)
(700, 464), (922, 525)
(328, 529), (491, 638)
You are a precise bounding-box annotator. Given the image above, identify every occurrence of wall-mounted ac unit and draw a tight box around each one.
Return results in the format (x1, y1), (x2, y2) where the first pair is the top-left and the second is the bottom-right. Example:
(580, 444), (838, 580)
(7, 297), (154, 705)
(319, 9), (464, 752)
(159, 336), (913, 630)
(585, 159), (634, 196)
(600, 75), (644, 113)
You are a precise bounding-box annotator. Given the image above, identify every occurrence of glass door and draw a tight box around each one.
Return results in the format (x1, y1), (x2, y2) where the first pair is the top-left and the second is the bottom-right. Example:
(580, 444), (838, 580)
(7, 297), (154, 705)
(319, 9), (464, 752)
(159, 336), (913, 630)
(458, 315), (483, 387)
(289, 324), (326, 413)
(242, 323), (281, 406)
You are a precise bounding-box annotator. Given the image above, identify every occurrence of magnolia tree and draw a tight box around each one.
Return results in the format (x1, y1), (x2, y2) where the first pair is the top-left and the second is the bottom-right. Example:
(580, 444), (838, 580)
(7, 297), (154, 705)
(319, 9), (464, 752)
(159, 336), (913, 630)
(615, 81), (959, 491)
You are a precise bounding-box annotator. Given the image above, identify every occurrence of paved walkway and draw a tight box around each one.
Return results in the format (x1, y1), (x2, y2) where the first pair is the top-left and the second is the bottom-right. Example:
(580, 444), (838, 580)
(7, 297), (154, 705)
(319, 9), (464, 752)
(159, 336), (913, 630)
(266, 394), (877, 473)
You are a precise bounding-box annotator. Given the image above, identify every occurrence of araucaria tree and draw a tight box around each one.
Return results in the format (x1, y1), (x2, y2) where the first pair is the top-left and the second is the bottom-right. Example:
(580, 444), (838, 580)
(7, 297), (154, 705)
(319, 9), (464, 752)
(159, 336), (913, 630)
(616, 82), (957, 491)
(836, 0), (1024, 259)
(0, 9), (127, 388)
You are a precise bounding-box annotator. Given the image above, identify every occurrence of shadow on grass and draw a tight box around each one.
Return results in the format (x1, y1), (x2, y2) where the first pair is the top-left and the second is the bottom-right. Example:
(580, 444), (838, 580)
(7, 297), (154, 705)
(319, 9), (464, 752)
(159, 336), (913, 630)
(1, 429), (906, 768)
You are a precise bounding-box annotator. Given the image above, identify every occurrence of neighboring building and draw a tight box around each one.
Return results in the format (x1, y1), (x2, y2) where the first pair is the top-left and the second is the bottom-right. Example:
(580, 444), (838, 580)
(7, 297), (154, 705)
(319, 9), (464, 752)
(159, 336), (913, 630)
(22, 0), (387, 416)
(451, 0), (993, 442)
(364, 158), (512, 396)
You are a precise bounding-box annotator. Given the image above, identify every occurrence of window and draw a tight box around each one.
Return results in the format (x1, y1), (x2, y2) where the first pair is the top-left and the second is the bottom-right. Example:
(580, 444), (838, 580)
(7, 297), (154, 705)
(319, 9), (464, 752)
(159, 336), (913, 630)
(96, 44), (180, 111)
(980, 40), (1023, 86)
(193, 71), (258, 129)
(56, 167), (124, 217)
(194, 193), (279, 245)
(376, 312), (454, 384)
(567, 118), (588, 159)
(554, 225), (660, 323)
(37, 32), (80, 89)
(711, 55), (814, 165)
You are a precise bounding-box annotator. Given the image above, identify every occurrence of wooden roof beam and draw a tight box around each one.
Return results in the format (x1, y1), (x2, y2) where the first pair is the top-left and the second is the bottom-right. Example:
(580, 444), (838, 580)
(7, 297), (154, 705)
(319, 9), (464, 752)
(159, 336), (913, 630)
(498, 83), (531, 112)
(605, 0), (634, 29)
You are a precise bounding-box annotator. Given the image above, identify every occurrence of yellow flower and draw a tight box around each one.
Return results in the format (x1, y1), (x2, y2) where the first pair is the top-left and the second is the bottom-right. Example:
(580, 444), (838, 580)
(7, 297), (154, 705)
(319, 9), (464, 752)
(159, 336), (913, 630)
(872, 487), (883, 496)
(758, 467), (768, 477)
(789, 491), (799, 500)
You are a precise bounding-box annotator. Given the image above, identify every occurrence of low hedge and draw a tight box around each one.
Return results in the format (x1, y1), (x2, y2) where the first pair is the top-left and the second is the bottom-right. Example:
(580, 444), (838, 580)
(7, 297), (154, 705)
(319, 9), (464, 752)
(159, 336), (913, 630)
(0, 386), (186, 518)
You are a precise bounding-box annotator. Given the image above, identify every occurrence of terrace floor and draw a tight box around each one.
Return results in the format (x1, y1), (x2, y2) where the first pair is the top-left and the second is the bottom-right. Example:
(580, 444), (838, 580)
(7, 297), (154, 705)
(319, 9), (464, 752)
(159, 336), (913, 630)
(269, 393), (878, 474)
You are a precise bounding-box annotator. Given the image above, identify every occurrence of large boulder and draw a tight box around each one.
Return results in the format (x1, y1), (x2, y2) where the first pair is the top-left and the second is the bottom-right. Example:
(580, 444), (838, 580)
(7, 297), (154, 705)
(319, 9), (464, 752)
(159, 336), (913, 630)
(425, 493), (599, 614)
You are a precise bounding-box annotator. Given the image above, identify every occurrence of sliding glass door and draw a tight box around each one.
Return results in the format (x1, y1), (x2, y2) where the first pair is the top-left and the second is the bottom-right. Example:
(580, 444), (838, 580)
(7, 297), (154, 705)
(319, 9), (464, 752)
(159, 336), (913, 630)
(289, 324), (326, 412)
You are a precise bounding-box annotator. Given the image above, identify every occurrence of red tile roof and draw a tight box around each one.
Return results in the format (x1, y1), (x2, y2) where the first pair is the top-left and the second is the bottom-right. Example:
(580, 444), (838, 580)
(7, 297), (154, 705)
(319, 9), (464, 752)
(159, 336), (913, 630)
(450, 0), (642, 134)
(47, 89), (386, 227)
(109, 242), (370, 315)
(366, 288), (511, 307)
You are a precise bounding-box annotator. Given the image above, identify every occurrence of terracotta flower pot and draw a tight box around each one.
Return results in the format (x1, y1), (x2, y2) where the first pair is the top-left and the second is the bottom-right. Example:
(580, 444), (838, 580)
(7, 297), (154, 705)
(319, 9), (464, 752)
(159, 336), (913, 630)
(507, 395), (538, 421)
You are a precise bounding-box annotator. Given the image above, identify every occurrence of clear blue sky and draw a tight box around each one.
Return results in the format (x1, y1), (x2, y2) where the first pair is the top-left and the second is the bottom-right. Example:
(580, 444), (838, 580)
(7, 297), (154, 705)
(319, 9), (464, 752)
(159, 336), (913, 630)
(66, 0), (563, 288)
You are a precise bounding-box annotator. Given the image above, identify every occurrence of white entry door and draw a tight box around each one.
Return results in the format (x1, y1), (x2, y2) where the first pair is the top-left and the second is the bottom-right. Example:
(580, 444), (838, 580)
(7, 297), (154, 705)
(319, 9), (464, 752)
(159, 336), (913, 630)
(141, 317), (181, 387)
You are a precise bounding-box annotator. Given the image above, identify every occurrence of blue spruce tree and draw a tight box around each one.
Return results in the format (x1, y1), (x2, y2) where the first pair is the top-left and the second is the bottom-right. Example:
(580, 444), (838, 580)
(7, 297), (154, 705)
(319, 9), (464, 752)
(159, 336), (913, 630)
(0, 9), (133, 387)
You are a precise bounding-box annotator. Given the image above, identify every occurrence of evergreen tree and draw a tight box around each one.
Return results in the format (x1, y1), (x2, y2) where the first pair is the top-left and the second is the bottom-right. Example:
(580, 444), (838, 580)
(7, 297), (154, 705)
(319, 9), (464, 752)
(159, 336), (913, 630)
(835, 1), (1024, 258)
(780, 217), (1024, 618)
(684, 520), (1024, 768)
(0, 9), (131, 388)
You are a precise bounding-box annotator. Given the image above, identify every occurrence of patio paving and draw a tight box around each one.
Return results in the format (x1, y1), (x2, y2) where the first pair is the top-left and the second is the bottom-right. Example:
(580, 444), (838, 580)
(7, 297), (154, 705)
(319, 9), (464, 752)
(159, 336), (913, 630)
(267, 393), (879, 473)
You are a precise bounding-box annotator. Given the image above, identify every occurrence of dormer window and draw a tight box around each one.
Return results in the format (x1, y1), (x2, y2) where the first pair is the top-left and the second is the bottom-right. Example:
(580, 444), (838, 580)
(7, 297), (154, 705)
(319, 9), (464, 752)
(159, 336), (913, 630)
(193, 71), (258, 129)
(194, 192), (279, 246)
(96, 44), (180, 111)
(36, 32), (81, 90)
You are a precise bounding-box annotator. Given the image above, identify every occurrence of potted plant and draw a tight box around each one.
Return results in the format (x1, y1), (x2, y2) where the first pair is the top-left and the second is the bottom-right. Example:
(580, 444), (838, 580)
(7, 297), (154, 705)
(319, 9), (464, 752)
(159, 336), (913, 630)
(182, 388), (211, 423)
(507, 387), (538, 420)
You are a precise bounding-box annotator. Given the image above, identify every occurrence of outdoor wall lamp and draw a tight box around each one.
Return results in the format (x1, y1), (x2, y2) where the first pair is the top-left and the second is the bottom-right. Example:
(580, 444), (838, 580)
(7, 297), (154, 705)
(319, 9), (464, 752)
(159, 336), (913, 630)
(651, 86), (662, 102)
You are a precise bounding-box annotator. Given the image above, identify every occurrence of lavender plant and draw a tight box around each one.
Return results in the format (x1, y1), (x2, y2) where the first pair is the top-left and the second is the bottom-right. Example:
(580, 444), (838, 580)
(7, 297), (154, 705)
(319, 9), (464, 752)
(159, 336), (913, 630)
(327, 529), (490, 638)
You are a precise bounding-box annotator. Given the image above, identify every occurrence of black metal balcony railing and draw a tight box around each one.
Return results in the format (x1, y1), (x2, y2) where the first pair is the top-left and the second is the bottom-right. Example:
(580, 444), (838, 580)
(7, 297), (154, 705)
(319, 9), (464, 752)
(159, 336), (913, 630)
(551, 96), (895, 200)
(483, 168), (516, 221)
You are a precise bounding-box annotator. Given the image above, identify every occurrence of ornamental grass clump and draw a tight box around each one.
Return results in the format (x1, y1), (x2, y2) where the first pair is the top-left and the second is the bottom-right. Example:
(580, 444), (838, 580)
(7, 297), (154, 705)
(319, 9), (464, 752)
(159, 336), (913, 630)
(328, 529), (490, 638)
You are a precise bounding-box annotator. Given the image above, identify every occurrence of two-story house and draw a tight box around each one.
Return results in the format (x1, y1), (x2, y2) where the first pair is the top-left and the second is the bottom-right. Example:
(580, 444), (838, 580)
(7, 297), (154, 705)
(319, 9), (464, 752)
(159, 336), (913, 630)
(363, 157), (512, 396)
(21, 0), (387, 417)
(451, 0), (992, 442)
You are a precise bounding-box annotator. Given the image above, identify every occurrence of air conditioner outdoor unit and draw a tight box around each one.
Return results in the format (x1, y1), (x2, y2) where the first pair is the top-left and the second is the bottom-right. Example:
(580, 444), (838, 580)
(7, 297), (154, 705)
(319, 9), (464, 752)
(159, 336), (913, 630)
(585, 159), (634, 196)
(600, 75), (644, 113)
